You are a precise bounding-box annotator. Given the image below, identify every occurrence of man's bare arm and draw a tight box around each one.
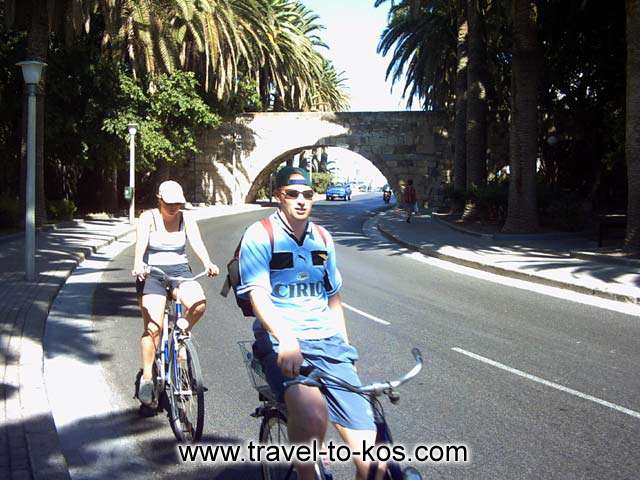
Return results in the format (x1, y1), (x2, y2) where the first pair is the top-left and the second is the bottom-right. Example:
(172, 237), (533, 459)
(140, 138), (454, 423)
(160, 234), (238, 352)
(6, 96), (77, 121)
(328, 293), (349, 343)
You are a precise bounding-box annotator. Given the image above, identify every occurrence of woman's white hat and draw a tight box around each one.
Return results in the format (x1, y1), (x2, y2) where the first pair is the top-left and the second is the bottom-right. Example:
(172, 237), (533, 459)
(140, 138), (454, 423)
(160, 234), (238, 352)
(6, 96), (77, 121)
(157, 180), (186, 204)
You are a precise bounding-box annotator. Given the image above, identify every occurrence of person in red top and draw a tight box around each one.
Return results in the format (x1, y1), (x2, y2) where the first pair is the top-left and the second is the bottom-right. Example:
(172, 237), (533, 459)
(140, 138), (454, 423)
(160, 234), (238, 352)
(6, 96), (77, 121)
(403, 179), (417, 223)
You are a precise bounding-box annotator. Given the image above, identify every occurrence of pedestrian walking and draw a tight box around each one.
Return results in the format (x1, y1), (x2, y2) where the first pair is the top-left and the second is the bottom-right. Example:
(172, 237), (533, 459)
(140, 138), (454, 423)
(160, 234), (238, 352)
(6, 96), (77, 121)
(403, 179), (417, 223)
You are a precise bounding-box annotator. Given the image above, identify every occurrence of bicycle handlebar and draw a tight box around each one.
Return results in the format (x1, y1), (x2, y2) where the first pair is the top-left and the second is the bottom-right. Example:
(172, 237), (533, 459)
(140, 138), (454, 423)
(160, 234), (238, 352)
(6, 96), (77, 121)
(146, 265), (209, 283)
(284, 348), (423, 398)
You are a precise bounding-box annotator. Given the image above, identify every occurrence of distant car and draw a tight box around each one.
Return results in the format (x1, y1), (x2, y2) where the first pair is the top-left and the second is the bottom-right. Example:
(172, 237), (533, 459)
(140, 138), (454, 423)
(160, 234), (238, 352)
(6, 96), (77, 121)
(325, 182), (352, 201)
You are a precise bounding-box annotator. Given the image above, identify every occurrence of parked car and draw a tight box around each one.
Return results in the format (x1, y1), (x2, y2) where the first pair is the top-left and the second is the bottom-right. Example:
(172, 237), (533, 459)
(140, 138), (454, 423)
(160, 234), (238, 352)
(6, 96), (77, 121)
(325, 182), (352, 201)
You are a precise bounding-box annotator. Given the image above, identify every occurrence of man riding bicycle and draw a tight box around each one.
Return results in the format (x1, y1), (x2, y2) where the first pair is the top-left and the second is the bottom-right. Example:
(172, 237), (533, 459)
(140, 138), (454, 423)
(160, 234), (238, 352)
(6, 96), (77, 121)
(237, 167), (385, 479)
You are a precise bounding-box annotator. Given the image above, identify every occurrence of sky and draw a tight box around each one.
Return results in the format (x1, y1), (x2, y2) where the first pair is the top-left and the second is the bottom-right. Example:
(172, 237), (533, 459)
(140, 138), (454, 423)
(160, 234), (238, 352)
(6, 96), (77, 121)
(301, 0), (419, 112)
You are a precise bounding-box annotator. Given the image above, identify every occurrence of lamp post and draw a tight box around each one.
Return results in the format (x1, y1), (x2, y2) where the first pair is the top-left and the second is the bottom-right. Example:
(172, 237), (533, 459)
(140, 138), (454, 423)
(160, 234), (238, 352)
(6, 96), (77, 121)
(127, 123), (138, 225)
(17, 60), (46, 282)
(232, 133), (240, 205)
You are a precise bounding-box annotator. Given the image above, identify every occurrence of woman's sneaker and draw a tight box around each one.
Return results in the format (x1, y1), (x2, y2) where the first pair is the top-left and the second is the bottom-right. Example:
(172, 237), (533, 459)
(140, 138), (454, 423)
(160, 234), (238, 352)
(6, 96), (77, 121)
(138, 378), (154, 406)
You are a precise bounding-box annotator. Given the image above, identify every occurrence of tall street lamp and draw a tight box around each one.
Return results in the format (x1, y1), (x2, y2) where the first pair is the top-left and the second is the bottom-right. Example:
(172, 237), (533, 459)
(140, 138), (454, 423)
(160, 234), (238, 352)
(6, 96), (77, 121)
(17, 60), (46, 282)
(127, 123), (138, 225)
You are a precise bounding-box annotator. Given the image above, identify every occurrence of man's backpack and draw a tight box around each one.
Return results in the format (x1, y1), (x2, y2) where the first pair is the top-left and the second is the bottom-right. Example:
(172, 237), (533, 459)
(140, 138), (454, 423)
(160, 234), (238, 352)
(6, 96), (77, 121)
(220, 217), (329, 317)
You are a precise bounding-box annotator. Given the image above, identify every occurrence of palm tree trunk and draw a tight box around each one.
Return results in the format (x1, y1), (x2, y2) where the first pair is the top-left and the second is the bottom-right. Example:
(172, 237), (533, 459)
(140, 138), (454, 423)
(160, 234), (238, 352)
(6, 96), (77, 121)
(453, 0), (468, 211)
(503, 0), (540, 233)
(22, 0), (49, 226)
(298, 150), (308, 170)
(465, 0), (487, 191)
(105, 165), (119, 213)
(625, 0), (640, 250)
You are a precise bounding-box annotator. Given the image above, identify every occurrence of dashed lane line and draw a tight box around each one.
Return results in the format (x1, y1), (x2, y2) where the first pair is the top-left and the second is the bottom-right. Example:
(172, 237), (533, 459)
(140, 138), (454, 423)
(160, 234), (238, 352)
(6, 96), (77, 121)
(452, 347), (640, 420)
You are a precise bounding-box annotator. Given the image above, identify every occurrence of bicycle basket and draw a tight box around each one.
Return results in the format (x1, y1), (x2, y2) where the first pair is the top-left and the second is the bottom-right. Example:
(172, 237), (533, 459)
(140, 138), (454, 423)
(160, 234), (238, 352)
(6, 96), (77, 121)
(237, 340), (269, 392)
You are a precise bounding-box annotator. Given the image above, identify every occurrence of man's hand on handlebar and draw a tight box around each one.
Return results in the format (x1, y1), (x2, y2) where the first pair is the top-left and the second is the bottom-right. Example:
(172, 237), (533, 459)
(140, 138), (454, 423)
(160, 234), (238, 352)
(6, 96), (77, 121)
(277, 337), (304, 378)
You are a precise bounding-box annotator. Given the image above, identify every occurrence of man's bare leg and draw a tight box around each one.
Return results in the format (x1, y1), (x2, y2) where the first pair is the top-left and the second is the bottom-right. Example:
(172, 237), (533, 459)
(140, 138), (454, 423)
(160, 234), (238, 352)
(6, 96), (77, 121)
(335, 424), (387, 480)
(285, 384), (328, 480)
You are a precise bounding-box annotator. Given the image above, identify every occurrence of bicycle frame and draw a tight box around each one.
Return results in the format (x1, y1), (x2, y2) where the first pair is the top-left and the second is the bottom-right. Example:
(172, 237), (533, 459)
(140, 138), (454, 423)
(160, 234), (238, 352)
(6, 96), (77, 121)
(148, 267), (207, 392)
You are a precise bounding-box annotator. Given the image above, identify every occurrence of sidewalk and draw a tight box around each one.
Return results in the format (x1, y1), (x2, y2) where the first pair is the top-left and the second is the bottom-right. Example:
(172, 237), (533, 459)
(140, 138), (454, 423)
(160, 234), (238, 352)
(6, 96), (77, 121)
(376, 208), (640, 304)
(0, 203), (263, 480)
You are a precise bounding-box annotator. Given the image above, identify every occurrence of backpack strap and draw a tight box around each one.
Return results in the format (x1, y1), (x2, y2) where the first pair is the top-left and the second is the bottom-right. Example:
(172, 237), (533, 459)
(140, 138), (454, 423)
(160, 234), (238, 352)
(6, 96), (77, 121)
(312, 223), (329, 247)
(260, 217), (274, 253)
(222, 217), (274, 299)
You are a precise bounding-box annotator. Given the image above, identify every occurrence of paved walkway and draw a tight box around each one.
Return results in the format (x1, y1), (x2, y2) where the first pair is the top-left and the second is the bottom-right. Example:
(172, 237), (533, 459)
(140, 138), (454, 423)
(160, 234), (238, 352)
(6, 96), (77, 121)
(1, 203), (638, 479)
(377, 208), (640, 304)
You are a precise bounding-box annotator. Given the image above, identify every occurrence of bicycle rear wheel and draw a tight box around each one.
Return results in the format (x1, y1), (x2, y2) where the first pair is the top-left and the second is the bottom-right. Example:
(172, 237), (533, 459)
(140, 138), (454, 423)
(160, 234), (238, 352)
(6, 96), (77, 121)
(168, 337), (204, 442)
(259, 409), (331, 480)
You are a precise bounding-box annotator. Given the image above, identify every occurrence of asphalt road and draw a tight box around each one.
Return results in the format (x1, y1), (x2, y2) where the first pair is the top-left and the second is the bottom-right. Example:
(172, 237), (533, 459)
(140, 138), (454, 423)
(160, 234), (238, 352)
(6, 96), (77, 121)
(90, 193), (640, 479)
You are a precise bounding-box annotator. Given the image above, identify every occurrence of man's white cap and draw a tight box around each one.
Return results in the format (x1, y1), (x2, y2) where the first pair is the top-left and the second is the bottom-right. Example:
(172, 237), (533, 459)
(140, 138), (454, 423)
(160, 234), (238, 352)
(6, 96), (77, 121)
(157, 180), (186, 203)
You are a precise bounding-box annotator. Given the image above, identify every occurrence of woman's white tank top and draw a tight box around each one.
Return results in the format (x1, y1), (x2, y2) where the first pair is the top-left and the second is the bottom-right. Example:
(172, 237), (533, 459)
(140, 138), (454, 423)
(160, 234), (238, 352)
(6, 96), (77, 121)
(144, 209), (188, 266)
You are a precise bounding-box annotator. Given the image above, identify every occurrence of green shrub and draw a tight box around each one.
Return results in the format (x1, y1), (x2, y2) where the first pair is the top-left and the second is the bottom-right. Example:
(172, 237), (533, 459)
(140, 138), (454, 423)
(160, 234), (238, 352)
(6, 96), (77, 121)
(0, 196), (20, 228)
(47, 198), (77, 221)
(312, 172), (333, 193)
(463, 179), (509, 222)
(538, 188), (585, 231)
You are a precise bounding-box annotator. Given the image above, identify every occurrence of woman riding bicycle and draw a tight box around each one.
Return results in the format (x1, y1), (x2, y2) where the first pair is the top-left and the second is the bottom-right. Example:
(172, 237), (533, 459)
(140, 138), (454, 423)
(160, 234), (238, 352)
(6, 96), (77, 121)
(132, 180), (219, 407)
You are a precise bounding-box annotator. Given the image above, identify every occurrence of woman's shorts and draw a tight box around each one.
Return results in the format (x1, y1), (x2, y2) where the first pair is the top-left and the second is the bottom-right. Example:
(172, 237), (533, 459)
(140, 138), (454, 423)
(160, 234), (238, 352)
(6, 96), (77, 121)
(253, 332), (376, 431)
(136, 263), (192, 297)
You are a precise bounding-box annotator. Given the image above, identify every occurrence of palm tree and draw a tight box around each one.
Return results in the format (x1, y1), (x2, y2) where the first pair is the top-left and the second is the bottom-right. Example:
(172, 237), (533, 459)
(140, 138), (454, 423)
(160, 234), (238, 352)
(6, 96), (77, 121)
(465, 0), (487, 191)
(626, 0), (640, 250)
(256, 0), (330, 111)
(453, 0), (468, 209)
(376, 0), (457, 110)
(7, 0), (52, 225)
(311, 59), (349, 111)
(503, 0), (540, 232)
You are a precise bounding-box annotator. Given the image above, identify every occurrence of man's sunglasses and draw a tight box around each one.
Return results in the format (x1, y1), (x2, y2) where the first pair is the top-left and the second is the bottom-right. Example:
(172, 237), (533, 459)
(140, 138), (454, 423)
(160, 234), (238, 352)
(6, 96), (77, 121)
(283, 189), (314, 200)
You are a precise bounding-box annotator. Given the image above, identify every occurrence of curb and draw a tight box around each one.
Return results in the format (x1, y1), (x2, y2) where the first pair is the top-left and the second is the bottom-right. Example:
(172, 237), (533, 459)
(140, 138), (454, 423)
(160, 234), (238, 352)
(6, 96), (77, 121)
(376, 220), (640, 305)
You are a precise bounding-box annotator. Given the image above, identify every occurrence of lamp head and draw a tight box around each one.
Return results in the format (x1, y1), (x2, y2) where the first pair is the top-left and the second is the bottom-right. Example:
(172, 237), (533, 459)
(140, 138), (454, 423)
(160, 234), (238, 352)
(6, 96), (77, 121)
(127, 123), (138, 136)
(16, 60), (46, 85)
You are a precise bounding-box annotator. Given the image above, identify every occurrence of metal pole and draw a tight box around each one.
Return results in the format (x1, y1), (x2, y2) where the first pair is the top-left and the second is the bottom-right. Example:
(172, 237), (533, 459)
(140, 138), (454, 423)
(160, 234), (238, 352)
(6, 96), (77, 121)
(232, 142), (237, 205)
(25, 84), (37, 282)
(129, 132), (135, 224)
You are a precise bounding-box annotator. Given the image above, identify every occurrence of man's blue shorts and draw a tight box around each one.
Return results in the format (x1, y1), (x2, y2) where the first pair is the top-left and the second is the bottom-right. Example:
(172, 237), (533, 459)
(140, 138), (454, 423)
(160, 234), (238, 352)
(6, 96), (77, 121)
(253, 332), (376, 431)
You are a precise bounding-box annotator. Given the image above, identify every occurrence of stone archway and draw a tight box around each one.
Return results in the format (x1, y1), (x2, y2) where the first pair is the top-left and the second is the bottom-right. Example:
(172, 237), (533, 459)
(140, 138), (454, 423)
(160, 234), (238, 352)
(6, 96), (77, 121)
(192, 111), (450, 207)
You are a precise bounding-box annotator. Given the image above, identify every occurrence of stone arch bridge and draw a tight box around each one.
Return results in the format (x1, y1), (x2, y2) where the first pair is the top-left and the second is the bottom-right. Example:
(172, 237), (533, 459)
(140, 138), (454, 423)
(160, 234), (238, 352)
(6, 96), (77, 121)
(189, 111), (450, 207)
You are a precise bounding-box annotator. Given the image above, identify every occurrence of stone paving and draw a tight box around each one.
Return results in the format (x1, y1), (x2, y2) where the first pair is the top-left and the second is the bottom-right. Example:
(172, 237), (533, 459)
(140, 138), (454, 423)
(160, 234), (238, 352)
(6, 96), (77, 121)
(0, 217), (134, 480)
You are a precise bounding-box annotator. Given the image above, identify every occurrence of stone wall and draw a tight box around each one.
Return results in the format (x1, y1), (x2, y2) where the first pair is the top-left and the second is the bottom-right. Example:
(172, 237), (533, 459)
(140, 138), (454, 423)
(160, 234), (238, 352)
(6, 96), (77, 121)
(192, 111), (450, 207)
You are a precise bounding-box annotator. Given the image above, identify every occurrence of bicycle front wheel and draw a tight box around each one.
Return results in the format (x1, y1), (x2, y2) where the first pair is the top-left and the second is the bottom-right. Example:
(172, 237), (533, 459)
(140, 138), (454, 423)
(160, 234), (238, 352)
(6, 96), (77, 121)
(168, 337), (204, 442)
(259, 410), (331, 480)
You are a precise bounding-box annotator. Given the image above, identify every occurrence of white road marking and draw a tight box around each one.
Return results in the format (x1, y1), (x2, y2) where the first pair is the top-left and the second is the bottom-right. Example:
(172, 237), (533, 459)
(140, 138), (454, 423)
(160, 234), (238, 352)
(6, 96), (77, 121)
(452, 347), (640, 420)
(342, 302), (391, 325)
